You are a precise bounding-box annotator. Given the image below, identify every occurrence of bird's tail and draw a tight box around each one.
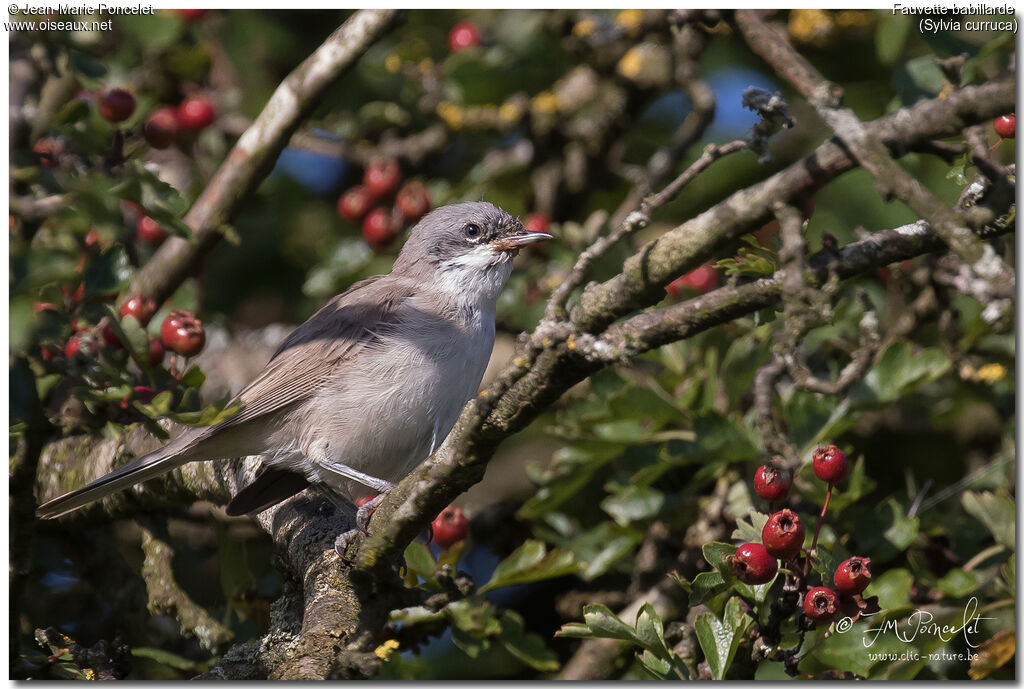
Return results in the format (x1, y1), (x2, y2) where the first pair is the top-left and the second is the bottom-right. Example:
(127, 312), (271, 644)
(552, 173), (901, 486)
(36, 440), (191, 520)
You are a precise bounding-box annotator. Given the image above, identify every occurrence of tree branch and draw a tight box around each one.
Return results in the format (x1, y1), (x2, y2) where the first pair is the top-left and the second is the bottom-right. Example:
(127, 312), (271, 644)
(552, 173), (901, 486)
(138, 521), (234, 652)
(734, 9), (1014, 298)
(569, 77), (1014, 334)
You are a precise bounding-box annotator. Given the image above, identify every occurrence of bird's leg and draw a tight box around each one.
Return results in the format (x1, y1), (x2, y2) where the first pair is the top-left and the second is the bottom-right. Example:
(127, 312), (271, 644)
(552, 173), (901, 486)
(316, 460), (396, 557)
(355, 493), (388, 533)
(318, 459), (395, 494)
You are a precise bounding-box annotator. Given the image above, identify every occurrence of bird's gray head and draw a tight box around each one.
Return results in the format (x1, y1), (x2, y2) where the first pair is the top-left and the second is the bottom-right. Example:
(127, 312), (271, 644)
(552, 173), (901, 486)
(392, 201), (551, 301)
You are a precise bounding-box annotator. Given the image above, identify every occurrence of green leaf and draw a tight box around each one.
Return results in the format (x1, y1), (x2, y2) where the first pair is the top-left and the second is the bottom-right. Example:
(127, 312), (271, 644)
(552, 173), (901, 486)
(498, 610), (560, 672)
(731, 510), (770, 543)
(480, 540), (577, 592)
(517, 443), (622, 519)
(69, 50), (108, 80)
(179, 365), (206, 389)
(689, 570), (728, 606)
(554, 622), (594, 639)
(875, 13), (911, 65)
(601, 485), (664, 527)
(1001, 555), (1014, 593)
(634, 603), (671, 659)
(119, 12), (186, 50)
(868, 568), (914, 611)
(450, 626), (490, 658)
(638, 649), (672, 678)
(946, 157), (968, 186)
(402, 541), (438, 586)
(702, 541), (737, 573)
(961, 491), (1015, 549)
(903, 55), (946, 95)
(809, 544), (844, 587)
(860, 342), (950, 403)
(446, 598), (502, 637)
(935, 568), (980, 598)
(694, 597), (753, 680)
(580, 604), (637, 642)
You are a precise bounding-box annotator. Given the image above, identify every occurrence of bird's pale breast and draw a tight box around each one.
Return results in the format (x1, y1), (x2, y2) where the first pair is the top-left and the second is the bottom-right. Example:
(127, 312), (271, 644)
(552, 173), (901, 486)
(291, 294), (495, 499)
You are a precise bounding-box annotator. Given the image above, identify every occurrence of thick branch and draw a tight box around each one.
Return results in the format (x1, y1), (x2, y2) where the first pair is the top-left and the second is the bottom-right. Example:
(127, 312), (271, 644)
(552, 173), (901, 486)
(129, 9), (398, 305)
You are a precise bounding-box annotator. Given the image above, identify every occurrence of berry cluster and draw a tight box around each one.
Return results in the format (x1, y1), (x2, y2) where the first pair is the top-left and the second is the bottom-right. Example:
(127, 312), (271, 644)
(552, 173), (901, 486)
(33, 89), (217, 172)
(35, 281), (206, 419)
(337, 157), (432, 250)
(143, 96), (217, 148)
(733, 445), (873, 628)
(96, 87), (218, 145)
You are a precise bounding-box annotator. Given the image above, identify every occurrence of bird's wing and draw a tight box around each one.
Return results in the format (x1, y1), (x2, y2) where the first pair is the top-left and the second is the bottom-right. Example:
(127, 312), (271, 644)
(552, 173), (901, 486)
(209, 274), (412, 432)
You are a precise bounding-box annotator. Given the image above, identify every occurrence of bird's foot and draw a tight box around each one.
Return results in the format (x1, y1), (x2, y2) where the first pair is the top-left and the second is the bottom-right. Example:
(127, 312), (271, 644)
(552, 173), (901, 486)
(334, 491), (393, 558)
(335, 528), (359, 557)
(356, 492), (388, 533)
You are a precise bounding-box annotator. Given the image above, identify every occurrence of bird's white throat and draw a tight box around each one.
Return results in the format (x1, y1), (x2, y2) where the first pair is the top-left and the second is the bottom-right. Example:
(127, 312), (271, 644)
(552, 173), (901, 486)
(433, 243), (515, 305)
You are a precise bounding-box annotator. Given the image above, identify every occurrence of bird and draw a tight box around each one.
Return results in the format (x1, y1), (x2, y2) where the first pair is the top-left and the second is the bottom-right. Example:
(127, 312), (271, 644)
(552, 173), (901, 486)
(36, 201), (551, 551)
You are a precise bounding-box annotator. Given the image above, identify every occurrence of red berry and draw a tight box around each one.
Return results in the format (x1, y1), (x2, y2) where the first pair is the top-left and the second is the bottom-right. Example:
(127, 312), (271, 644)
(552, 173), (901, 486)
(136, 216), (169, 246)
(147, 336), (165, 367)
(833, 556), (871, 596)
(143, 106), (179, 149)
(133, 385), (156, 404)
(395, 181), (431, 222)
(120, 295), (158, 326)
(804, 586), (839, 623)
(448, 21), (481, 52)
(362, 207), (401, 249)
(32, 137), (64, 168)
(754, 461), (792, 502)
(64, 334), (96, 359)
(812, 444), (848, 484)
(666, 264), (719, 298)
(99, 88), (136, 123)
(337, 185), (374, 222)
(525, 212), (551, 236)
(431, 505), (469, 549)
(761, 509), (805, 559)
(732, 542), (777, 585)
(177, 8), (207, 21)
(102, 323), (124, 349)
(160, 309), (205, 357)
(363, 157), (402, 198)
(177, 96), (216, 131)
(993, 114), (1015, 139)
(40, 345), (57, 362)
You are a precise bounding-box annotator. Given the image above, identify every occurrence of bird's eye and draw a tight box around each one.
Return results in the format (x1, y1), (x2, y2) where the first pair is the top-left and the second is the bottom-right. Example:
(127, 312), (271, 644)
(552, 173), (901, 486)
(464, 223), (481, 239)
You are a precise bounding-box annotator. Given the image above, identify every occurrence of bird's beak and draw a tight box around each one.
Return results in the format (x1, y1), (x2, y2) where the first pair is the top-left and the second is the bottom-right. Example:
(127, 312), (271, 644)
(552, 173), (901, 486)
(493, 229), (553, 252)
